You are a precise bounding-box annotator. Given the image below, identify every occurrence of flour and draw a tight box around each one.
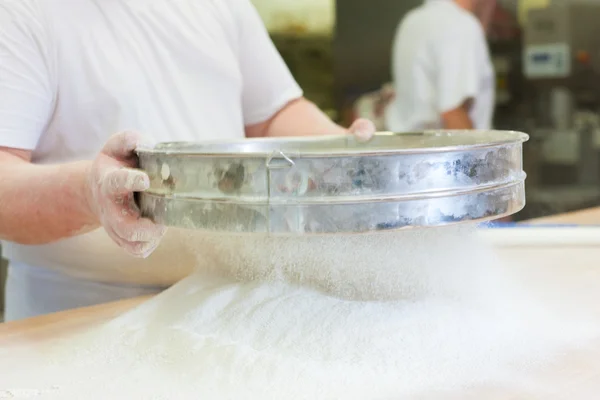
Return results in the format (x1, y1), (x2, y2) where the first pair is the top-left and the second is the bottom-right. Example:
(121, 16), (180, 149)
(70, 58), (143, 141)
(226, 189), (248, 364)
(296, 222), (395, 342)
(0, 388), (59, 399)
(1, 224), (599, 399)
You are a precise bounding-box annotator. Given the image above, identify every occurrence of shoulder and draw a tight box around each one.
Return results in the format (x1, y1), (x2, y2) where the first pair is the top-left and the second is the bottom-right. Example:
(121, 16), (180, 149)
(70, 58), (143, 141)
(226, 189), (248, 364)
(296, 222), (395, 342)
(0, 0), (42, 19)
(398, 4), (482, 40)
(216, 0), (256, 17)
(0, 0), (48, 37)
(203, 0), (262, 35)
(438, 6), (484, 40)
(396, 7), (426, 33)
(0, 0), (54, 72)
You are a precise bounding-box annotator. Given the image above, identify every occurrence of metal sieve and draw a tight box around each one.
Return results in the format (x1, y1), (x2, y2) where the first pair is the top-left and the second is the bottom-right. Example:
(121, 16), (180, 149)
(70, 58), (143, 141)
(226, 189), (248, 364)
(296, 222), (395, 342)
(135, 130), (529, 234)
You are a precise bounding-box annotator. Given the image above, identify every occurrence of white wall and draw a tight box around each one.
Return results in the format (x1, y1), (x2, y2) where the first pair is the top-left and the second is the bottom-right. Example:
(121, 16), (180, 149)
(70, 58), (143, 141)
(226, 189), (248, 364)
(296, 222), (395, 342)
(251, 0), (335, 34)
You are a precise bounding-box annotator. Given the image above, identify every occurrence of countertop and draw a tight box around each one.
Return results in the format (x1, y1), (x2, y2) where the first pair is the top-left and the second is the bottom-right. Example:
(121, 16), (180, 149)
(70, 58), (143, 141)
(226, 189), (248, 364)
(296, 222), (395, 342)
(525, 206), (600, 225)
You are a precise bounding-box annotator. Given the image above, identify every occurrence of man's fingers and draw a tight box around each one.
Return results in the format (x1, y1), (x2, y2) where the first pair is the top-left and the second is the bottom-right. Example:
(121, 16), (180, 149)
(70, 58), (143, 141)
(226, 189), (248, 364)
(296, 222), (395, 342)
(349, 118), (376, 142)
(104, 223), (163, 258)
(122, 238), (162, 259)
(103, 168), (150, 196)
(102, 131), (151, 161)
(109, 211), (167, 243)
(93, 131), (163, 257)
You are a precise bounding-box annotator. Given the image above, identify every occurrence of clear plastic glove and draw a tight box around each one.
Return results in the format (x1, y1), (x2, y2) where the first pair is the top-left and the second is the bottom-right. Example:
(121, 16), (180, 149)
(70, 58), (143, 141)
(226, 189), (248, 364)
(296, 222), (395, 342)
(348, 118), (377, 142)
(86, 131), (166, 258)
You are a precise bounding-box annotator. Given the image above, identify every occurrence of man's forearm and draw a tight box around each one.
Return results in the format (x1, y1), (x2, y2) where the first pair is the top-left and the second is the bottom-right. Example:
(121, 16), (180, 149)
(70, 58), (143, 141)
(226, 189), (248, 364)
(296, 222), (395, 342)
(246, 98), (347, 138)
(0, 156), (99, 244)
(441, 106), (474, 130)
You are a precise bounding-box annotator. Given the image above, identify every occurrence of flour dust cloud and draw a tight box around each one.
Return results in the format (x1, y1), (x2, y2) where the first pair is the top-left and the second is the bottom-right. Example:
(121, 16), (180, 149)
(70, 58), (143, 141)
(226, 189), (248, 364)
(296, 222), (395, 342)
(1, 224), (599, 399)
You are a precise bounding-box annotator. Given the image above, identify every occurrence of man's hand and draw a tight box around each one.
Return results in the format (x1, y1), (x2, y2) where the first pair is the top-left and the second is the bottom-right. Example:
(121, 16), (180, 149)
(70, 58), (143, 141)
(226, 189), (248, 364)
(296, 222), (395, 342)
(348, 118), (376, 142)
(86, 132), (166, 258)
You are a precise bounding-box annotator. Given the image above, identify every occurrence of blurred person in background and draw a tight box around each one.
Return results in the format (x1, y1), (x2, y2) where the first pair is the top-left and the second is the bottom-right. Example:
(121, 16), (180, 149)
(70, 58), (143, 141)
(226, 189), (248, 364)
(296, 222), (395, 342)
(385, 0), (497, 131)
(0, 0), (374, 321)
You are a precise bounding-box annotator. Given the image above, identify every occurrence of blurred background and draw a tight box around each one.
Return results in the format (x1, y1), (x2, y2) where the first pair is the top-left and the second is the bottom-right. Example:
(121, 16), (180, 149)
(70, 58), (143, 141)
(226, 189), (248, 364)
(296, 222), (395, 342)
(255, 0), (600, 220)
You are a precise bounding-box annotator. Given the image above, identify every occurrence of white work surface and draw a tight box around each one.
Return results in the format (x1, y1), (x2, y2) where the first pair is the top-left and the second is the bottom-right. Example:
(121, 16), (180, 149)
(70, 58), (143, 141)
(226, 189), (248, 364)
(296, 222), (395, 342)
(2, 209), (600, 399)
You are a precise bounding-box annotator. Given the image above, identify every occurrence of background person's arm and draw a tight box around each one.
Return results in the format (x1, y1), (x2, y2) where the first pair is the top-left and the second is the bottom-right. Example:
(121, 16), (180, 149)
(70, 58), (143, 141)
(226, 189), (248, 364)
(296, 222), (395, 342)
(441, 99), (475, 130)
(474, 0), (498, 34)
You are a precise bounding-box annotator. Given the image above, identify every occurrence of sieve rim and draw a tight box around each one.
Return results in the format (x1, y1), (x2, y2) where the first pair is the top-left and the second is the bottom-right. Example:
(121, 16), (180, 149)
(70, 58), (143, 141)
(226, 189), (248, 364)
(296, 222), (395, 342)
(135, 130), (529, 158)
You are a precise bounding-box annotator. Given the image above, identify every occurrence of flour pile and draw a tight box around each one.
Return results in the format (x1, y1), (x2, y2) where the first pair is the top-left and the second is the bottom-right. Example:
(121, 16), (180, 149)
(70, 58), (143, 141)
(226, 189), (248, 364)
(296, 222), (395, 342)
(1, 224), (599, 399)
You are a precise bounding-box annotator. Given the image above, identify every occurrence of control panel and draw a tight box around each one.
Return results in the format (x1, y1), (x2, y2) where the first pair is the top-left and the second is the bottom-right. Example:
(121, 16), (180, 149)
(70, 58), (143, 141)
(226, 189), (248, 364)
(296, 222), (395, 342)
(524, 43), (571, 79)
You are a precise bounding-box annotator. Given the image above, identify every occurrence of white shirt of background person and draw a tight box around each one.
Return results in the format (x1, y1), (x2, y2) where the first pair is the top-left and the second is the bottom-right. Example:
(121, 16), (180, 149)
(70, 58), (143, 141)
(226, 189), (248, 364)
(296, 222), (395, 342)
(384, 0), (497, 132)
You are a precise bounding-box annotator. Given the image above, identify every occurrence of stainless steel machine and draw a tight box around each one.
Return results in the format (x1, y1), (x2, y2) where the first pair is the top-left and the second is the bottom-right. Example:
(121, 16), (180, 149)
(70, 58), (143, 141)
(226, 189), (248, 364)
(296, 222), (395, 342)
(522, 2), (600, 214)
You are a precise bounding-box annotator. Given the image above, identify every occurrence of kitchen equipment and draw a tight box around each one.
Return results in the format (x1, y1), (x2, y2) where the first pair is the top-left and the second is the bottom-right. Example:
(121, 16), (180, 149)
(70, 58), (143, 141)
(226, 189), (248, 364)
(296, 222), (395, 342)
(136, 130), (528, 234)
(523, 3), (600, 186)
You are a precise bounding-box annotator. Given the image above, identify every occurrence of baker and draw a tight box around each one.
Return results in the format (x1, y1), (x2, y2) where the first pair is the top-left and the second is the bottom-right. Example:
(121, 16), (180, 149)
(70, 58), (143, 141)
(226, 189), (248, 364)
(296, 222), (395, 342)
(0, 0), (375, 321)
(385, 0), (497, 131)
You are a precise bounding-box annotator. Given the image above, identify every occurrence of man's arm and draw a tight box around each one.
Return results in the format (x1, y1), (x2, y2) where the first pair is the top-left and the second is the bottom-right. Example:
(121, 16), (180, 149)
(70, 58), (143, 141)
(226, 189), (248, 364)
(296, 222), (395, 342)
(228, 0), (374, 141)
(245, 97), (375, 140)
(245, 98), (346, 138)
(231, 1), (372, 140)
(0, 148), (97, 244)
(0, 4), (102, 245)
(0, 4), (100, 245)
(0, 132), (165, 257)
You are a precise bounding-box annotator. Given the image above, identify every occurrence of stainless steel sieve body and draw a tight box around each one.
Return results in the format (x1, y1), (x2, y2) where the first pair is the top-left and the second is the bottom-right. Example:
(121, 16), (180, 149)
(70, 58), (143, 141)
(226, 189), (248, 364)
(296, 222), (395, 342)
(135, 130), (529, 234)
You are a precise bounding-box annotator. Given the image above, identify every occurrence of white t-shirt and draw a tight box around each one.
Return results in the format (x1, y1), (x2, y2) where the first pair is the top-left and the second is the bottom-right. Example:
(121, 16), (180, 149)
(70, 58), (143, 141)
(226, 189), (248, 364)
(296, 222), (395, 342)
(384, 0), (495, 131)
(0, 0), (302, 285)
